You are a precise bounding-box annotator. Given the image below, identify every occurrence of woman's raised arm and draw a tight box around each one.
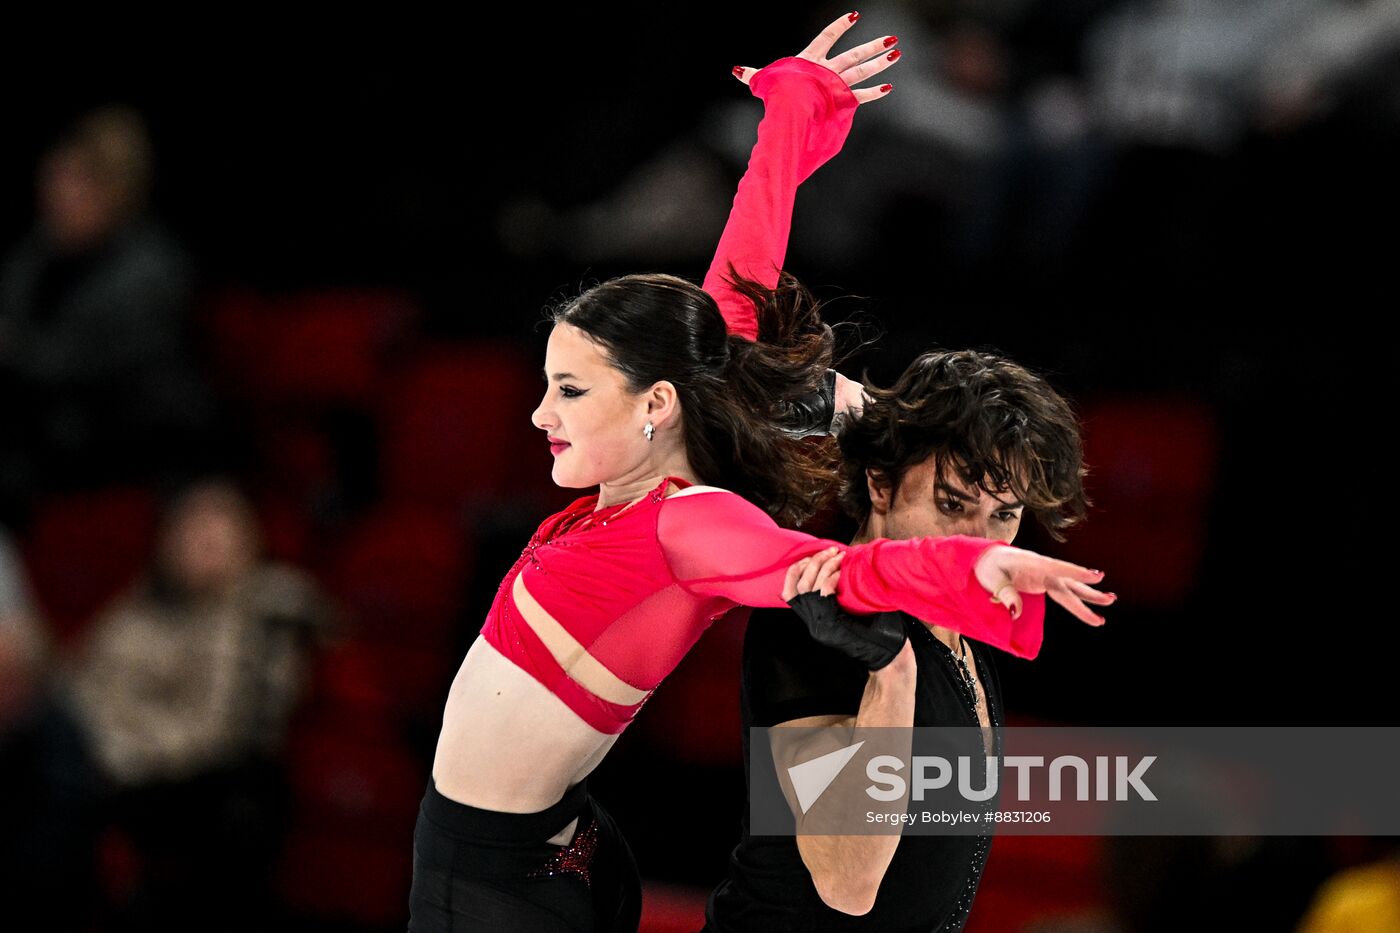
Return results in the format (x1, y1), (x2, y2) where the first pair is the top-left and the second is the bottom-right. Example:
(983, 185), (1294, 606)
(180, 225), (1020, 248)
(703, 13), (900, 340)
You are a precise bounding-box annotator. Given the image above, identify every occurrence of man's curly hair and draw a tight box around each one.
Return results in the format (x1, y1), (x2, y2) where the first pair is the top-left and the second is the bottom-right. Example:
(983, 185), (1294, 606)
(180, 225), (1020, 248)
(837, 349), (1089, 540)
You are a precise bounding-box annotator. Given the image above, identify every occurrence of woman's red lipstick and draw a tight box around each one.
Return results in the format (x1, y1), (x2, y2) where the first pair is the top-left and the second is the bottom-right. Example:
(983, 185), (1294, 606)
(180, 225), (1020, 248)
(548, 436), (570, 457)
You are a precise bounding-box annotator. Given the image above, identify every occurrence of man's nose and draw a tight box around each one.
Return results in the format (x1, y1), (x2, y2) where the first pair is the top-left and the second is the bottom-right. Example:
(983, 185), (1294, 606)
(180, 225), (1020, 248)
(959, 516), (995, 540)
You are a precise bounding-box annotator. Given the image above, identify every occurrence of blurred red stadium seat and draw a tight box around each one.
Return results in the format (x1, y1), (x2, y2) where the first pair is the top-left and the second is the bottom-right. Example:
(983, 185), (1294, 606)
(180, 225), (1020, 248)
(299, 640), (398, 723)
(328, 503), (473, 648)
(22, 488), (157, 640)
(280, 829), (413, 928)
(1057, 398), (1218, 606)
(253, 420), (340, 502)
(203, 288), (416, 409)
(286, 726), (424, 835)
(280, 717), (423, 926)
(364, 643), (457, 720)
(640, 883), (712, 932)
(254, 493), (314, 565)
(966, 835), (1104, 932)
(636, 610), (746, 767)
(378, 344), (544, 509)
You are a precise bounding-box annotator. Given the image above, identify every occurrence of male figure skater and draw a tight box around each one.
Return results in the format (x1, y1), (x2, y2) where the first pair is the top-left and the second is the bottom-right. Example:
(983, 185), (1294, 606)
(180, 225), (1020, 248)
(705, 348), (1107, 932)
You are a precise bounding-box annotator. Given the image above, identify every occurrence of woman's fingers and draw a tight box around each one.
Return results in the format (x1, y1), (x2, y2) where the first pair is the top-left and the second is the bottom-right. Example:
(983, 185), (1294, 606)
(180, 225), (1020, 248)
(829, 34), (898, 77)
(987, 575), (1020, 618)
(1064, 578), (1116, 607)
(1048, 580), (1105, 626)
(988, 578), (1022, 620)
(1008, 551), (1106, 590)
(977, 545), (1111, 623)
(750, 13), (895, 103)
(1043, 557), (1105, 585)
(799, 11), (862, 62)
(838, 46), (899, 88)
(851, 83), (895, 105)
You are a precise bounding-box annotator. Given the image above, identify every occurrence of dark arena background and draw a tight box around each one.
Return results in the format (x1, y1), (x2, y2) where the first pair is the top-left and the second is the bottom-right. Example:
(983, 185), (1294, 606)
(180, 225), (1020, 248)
(1, 3), (1396, 931)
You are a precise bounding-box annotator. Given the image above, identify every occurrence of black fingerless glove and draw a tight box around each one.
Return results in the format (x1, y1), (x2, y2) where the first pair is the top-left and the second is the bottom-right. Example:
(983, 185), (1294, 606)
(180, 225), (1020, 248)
(786, 592), (908, 671)
(778, 369), (838, 437)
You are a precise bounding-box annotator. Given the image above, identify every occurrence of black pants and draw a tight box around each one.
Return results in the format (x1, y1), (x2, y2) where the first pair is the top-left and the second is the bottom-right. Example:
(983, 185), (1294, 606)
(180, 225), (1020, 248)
(408, 780), (641, 933)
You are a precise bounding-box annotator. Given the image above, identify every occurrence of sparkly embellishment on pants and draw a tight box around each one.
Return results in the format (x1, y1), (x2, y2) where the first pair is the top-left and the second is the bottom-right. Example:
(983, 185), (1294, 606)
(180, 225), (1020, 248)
(529, 818), (600, 887)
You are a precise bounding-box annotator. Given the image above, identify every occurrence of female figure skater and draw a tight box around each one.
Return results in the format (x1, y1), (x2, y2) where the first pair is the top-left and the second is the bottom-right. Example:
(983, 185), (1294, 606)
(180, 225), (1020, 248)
(409, 14), (1112, 932)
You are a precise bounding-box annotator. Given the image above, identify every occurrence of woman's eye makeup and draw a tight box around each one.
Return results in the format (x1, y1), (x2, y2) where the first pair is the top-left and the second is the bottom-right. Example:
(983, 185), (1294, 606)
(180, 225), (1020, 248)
(559, 385), (586, 398)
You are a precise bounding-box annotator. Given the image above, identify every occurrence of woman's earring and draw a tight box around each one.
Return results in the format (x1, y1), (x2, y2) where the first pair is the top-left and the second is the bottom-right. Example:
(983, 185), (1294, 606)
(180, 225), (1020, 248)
(643, 422), (655, 442)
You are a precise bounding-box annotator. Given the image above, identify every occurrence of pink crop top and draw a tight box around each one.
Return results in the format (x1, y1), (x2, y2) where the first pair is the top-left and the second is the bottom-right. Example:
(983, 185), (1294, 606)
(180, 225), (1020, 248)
(480, 478), (1045, 733)
(480, 58), (1045, 734)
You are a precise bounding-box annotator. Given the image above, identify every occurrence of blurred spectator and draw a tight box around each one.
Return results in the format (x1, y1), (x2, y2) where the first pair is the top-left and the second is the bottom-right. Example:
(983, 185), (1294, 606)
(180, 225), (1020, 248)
(0, 525), (94, 931)
(498, 0), (1115, 284)
(66, 480), (332, 785)
(0, 528), (46, 730)
(53, 479), (333, 930)
(1085, 0), (1313, 153)
(1255, 0), (1400, 134)
(1086, 0), (1400, 148)
(0, 106), (212, 527)
(1297, 845), (1400, 933)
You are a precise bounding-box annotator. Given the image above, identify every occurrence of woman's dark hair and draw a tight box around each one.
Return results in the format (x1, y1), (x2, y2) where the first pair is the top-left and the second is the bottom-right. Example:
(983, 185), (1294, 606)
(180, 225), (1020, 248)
(550, 269), (837, 527)
(838, 349), (1089, 540)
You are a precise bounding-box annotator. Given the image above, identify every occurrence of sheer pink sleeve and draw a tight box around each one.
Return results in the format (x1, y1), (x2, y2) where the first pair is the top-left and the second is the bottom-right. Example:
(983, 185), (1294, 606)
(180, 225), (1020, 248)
(658, 492), (1047, 659)
(702, 57), (859, 341)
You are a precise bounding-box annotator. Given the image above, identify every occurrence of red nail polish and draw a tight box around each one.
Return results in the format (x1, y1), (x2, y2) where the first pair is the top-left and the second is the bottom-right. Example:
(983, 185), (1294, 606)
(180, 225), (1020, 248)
(883, 35), (898, 47)
(848, 11), (860, 23)
(880, 83), (893, 93)
(732, 66), (745, 79)
(887, 49), (901, 62)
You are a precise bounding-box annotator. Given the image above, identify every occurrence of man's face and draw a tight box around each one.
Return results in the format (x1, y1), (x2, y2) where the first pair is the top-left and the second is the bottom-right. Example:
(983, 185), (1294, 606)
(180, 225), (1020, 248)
(870, 454), (1024, 544)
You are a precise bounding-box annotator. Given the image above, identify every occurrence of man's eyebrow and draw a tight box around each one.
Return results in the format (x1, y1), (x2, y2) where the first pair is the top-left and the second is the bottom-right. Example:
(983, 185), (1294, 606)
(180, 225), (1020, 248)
(934, 481), (975, 502)
(935, 481), (1024, 510)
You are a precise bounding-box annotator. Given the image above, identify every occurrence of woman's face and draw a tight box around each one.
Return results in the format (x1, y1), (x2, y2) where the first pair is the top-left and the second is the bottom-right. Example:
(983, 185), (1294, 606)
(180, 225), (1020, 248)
(531, 322), (652, 488)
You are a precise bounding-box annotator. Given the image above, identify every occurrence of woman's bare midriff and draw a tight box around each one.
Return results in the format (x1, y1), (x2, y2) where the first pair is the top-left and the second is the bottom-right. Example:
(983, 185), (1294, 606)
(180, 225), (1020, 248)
(432, 635), (620, 820)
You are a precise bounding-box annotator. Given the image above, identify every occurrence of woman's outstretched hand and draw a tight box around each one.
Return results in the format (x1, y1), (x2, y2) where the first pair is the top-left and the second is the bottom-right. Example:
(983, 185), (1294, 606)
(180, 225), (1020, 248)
(974, 546), (1117, 626)
(733, 11), (901, 103)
